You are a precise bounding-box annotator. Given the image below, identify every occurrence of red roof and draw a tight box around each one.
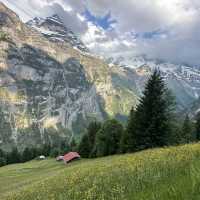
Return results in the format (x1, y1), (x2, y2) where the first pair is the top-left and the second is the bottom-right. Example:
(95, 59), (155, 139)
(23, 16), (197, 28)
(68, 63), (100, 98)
(63, 152), (80, 163)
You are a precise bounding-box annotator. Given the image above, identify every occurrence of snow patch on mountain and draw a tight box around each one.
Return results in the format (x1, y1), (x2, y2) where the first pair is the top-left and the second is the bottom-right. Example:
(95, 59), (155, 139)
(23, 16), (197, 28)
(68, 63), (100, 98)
(27, 14), (89, 53)
(107, 54), (200, 110)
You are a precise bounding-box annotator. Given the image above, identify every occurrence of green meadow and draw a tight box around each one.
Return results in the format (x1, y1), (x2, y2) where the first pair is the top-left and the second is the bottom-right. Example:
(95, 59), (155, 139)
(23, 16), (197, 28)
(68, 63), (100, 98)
(1, 143), (200, 200)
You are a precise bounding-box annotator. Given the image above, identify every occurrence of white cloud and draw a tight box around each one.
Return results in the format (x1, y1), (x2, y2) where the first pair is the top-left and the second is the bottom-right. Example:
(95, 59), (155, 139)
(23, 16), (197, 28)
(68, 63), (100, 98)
(1, 0), (200, 66)
(84, 0), (200, 65)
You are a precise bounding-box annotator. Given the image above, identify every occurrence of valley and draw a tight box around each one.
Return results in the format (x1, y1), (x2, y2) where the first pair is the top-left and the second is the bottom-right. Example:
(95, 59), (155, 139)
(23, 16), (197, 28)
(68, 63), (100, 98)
(0, 1), (200, 199)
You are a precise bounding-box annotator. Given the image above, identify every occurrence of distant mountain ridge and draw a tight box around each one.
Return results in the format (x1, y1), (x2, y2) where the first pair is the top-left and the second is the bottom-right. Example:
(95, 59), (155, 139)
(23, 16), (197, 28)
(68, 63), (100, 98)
(107, 55), (200, 111)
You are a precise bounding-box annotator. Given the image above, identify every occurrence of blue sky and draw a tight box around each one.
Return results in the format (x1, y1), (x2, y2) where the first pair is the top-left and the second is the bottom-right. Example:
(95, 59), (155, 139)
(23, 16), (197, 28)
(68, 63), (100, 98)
(84, 9), (116, 30)
(83, 7), (167, 40)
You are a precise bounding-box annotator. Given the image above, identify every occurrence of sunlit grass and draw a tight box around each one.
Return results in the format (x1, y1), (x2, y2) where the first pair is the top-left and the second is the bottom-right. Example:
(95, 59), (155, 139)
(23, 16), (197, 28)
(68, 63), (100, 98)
(1, 143), (200, 200)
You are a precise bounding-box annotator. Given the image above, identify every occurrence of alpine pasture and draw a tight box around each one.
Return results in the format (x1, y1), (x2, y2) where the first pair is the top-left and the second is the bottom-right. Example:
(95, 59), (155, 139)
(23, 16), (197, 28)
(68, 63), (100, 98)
(1, 143), (200, 200)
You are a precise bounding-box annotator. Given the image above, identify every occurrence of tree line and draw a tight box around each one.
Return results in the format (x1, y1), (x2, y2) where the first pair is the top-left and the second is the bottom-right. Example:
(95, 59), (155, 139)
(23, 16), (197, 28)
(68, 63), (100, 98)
(78, 69), (200, 158)
(0, 140), (77, 167)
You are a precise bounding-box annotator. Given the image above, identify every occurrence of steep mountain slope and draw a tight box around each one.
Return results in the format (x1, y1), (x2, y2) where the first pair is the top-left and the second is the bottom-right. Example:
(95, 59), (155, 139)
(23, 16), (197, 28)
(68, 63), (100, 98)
(0, 3), (138, 151)
(26, 14), (139, 117)
(108, 55), (200, 111)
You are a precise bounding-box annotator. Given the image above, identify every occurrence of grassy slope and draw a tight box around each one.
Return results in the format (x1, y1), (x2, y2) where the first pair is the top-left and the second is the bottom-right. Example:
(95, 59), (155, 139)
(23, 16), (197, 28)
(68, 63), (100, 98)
(1, 144), (200, 200)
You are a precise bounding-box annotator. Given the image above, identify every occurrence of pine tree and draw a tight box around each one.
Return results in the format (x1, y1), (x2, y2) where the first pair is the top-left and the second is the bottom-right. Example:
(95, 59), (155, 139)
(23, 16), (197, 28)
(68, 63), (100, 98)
(42, 143), (51, 156)
(83, 121), (101, 157)
(195, 112), (200, 141)
(0, 149), (6, 167)
(69, 138), (77, 152)
(120, 108), (136, 153)
(167, 119), (182, 145)
(95, 128), (106, 157)
(0, 157), (6, 167)
(60, 140), (70, 154)
(22, 147), (31, 162)
(50, 148), (60, 158)
(0, 149), (5, 158)
(7, 147), (21, 164)
(133, 69), (174, 150)
(181, 115), (193, 144)
(78, 134), (91, 158)
(30, 147), (40, 159)
(96, 119), (123, 157)
(87, 121), (101, 151)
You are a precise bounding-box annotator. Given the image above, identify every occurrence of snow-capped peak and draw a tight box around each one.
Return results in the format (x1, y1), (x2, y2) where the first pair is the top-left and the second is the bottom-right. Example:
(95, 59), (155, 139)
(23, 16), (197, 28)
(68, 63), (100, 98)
(107, 54), (200, 108)
(27, 14), (89, 52)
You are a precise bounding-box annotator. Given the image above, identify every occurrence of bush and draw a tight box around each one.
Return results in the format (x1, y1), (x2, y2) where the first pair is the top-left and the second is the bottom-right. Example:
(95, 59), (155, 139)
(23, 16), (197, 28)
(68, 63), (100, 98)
(50, 148), (60, 158)
(0, 157), (6, 167)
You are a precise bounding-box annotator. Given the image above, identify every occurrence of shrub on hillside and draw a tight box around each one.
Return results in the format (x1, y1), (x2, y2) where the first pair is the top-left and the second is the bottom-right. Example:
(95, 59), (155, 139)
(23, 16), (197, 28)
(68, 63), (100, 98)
(0, 157), (6, 167)
(50, 148), (60, 158)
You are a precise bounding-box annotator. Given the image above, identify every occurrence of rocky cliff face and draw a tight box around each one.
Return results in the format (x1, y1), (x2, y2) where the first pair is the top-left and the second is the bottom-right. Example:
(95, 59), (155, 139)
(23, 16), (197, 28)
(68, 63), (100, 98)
(0, 3), (138, 151)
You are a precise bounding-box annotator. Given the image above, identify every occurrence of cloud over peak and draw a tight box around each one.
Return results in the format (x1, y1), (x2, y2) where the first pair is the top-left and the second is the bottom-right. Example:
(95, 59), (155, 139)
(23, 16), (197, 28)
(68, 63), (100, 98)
(2, 0), (200, 66)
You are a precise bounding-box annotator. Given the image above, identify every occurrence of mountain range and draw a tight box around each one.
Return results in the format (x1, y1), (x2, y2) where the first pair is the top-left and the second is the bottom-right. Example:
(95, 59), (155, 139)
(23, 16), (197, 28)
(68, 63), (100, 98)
(0, 2), (200, 150)
(107, 54), (200, 110)
(0, 3), (138, 151)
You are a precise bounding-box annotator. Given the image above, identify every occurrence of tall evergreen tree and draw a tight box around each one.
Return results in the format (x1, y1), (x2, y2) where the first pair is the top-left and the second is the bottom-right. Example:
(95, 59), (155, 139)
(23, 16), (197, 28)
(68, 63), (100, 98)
(42, 143), (51, 156)
(7, 147), (21, 164)
(0, 157), (6, 167)
(0, 149), (6, 167)
(181, 115), (193, 144)
(120, 108), (136, 153)
(167, 119), (182, 145)
(96, 119), (123, 157)
(30, 147), (40, 159)
(50, 148), (60, 158)
(60, 140), (70, 154)
(133, 69), (174, 150)
(195, 112), (200, 141)
(0, 149), (5, 158)
(22, 147), (32, 162)
(69, 138), (77, 152)
(87, 121), (101, 151)
(78, 134), (91, 158)
(78, 121), (101, 158)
